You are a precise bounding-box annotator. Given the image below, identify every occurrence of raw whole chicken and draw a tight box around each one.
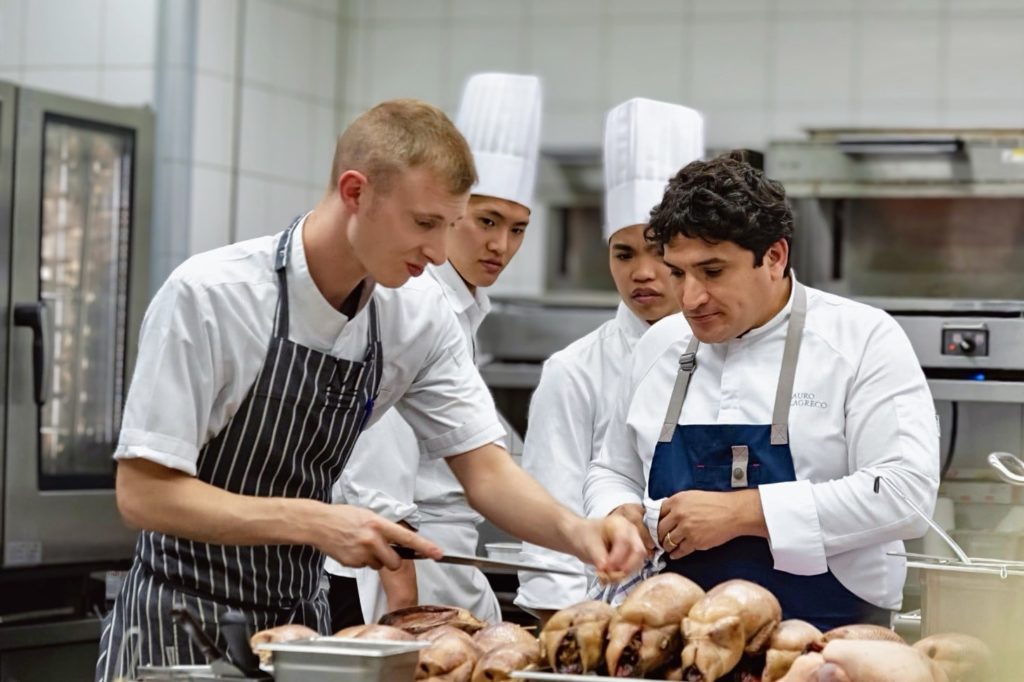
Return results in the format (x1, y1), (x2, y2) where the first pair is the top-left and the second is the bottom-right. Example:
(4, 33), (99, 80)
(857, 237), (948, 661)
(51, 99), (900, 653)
(539, 600), (615, 674)
(420, 626), (480, 644)
(605, 573), (705, 677)
(472, 622), (537, 652)
(822, 624), (905, 645)
(471, 641), (542, 681)
(680, 579), (782, 682)
(913, 633), (992, 682)
(248, 623), (318, 665)
(762, 620), (824, 682)
(333, 623), (416, 641)
(381, 604), (487, 636)
(778, 639), (947, 682)
(416, 627), (483, 682)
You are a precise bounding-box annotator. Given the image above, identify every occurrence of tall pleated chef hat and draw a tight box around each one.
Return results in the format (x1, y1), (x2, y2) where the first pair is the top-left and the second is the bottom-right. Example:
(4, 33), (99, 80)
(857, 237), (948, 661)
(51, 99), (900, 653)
(455, 73), (543, 211)
(603, 98), (705, 241)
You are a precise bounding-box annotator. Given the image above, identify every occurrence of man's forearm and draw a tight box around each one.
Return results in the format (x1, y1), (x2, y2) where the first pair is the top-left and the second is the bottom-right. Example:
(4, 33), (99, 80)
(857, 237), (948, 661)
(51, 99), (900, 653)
(446, 444), (584, 558)
(737, 489), (769, 538)
(379, 561), (418, 612)
(116, 457), (324, 547)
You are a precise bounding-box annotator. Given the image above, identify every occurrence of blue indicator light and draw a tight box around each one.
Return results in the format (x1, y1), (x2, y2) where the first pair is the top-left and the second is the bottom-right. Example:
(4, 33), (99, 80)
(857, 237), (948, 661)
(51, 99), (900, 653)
(973, 373), (986, 381)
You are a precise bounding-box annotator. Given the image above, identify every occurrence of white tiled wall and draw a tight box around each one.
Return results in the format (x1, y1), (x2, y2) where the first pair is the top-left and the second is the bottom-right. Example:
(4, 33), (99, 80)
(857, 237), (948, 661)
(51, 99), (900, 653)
(342, 0), (1024, 149)
(0, 0), (158, 106)
(193, 0), (342, 252)
(337, 0), (1024, 296)
(5, 0), (1024, 297)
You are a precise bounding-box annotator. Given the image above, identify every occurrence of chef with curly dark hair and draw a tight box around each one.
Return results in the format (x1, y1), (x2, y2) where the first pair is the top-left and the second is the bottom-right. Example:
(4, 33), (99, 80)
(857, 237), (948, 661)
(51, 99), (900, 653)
(584, 151), (940, 630)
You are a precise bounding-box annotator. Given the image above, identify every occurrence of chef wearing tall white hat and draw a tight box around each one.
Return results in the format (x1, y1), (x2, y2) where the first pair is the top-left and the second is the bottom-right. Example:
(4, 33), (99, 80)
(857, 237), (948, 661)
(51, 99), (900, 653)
(515, 98), (704, 620)
(327, 72), (543, 626)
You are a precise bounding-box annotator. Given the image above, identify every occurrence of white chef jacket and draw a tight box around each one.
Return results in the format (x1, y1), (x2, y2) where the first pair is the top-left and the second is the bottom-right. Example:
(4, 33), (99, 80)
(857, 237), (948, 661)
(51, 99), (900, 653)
(414, 260), (492, 523)
(584, 282), (940, 610)
(324, 262), (498, 614)
(515, 303), (649, 611)
(115, 215), (504, 478)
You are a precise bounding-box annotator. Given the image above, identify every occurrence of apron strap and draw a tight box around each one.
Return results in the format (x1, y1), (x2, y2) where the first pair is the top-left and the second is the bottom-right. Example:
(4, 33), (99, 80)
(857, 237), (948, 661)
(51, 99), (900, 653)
(656, 279), (808, 446)
(658, 336), (700, 443)
(273, 215), (304, 340)
(770, 281), (807, 445)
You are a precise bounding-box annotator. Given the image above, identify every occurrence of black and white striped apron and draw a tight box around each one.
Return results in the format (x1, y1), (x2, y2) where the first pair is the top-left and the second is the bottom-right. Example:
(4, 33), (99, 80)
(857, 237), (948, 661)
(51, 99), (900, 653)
(96, 222), (382, 681)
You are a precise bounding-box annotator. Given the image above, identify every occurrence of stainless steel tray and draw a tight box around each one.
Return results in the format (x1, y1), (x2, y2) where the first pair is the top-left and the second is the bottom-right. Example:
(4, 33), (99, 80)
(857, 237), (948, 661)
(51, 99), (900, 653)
(511, 671), (650, 681)
(136, 665), (244, 681)
(257, 637), (428, 682)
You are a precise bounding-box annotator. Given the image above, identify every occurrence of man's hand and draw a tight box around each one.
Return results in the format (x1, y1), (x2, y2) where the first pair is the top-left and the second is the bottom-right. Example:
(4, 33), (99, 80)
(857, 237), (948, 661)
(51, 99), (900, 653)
(656, 489), (767, 560)
(570, 514), (647, 583)
(608, 503), (655, 556)
(313, 504), (442, 570)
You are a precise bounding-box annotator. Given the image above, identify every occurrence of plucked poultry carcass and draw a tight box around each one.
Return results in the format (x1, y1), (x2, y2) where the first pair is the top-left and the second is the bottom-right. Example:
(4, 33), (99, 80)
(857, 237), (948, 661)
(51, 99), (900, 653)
(761, 620), (824, 682)
(822, 624), (905, 645)
(380, 604), (487, 636)
(248, 623), (318, 665)
(471, 641), (542, 681)
(913, 633), (992, 682)
(539, 600), (616, 674)
(472, 622), (537, 652)
(605, 573), (705, 678)
(778, 639), (947, 682)
(416, 627), (483, 682)
(333, 623), (416, 641)
(680, 579), (782, 681)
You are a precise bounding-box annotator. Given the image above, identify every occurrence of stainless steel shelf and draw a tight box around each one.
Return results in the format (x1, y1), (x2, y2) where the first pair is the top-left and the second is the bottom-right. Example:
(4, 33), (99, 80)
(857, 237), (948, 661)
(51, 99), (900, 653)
(479, 362), (542, 390)
(928, 379), (1024, 403)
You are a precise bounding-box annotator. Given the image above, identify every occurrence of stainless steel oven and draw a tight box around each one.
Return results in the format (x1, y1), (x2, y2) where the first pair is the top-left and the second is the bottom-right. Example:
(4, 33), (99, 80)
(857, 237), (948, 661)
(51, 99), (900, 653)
(0, 83), (153, 570)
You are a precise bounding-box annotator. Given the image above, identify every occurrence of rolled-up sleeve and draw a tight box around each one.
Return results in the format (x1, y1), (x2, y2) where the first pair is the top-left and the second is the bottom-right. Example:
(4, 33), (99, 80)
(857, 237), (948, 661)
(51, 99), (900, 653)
(114, 277), (220, 476)
(759, 316), (939, 573)
(397, 303), (505, 459)
(584, 373), (647, 520)
(517, 356), (592, 609)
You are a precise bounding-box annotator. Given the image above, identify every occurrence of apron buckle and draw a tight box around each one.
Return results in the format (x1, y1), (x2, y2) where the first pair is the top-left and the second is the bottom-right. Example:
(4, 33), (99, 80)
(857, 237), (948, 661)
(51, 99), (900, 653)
(678, 351), (697, 373)
(731, 445), (749, 488)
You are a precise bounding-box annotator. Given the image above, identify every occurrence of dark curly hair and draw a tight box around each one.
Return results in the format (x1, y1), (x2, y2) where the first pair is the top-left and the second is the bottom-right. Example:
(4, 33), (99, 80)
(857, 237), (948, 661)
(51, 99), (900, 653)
(645, 150), (793, 273)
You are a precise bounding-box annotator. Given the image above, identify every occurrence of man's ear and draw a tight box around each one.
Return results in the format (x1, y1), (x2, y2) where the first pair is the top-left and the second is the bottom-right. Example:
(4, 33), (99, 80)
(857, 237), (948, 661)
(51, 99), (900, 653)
(338, 170), (367, 213)
(765, 238), (789, 279)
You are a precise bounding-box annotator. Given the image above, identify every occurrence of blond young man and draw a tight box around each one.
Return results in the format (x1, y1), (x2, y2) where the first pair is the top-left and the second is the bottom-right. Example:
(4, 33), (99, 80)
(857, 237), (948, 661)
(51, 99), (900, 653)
(97, 100), (645, 681)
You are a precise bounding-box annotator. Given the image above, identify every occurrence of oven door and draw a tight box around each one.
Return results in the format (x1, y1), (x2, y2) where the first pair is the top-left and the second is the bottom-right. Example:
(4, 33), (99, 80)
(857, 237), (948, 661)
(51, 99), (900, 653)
(3, 86), (152, 568)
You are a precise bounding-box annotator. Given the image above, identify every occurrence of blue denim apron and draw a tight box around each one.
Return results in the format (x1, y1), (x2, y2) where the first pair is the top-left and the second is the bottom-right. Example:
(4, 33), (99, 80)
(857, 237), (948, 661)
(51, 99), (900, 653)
(648, 282), (889, 630)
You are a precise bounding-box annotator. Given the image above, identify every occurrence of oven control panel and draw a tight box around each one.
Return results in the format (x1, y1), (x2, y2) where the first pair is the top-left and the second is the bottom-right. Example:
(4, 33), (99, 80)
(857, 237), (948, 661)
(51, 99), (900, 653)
(942, 327), (989, 357)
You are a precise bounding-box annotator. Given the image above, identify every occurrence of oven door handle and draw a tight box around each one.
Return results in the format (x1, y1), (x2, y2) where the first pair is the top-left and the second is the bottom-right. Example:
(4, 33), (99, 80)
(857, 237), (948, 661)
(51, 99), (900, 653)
(13, 300), (51, 406)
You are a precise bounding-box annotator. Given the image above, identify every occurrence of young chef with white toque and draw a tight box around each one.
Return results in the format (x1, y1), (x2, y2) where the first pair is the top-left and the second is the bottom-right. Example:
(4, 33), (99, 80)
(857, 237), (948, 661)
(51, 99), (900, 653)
(583, 150), (940, 630)
(96, 98), (645, 681)
(327, 72), (543, 627)
(515, 98), (704, 620)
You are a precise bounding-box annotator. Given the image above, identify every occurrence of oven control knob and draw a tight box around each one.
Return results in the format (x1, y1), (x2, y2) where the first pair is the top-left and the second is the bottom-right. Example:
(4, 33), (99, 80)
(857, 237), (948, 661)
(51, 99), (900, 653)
(942, 328), (988, 357)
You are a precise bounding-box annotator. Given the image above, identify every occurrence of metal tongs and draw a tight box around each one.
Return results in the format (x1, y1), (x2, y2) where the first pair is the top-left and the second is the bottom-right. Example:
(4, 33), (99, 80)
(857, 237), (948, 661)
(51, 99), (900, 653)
(988, 451), (1024, 486)
(170, 601), (270, 680)
(873, 475), (972, 565)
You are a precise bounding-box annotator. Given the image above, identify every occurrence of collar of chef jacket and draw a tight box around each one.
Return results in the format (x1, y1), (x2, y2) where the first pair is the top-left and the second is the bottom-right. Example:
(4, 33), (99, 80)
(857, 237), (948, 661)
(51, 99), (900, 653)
(428, 260), (491, 334)
(615, 300), (653, 343)
(731, 275), (797, 345)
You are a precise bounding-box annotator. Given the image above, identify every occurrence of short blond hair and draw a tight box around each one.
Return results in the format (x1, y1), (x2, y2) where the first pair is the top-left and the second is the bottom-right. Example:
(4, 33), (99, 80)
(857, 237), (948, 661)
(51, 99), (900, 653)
(329, 99), (477, 196)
